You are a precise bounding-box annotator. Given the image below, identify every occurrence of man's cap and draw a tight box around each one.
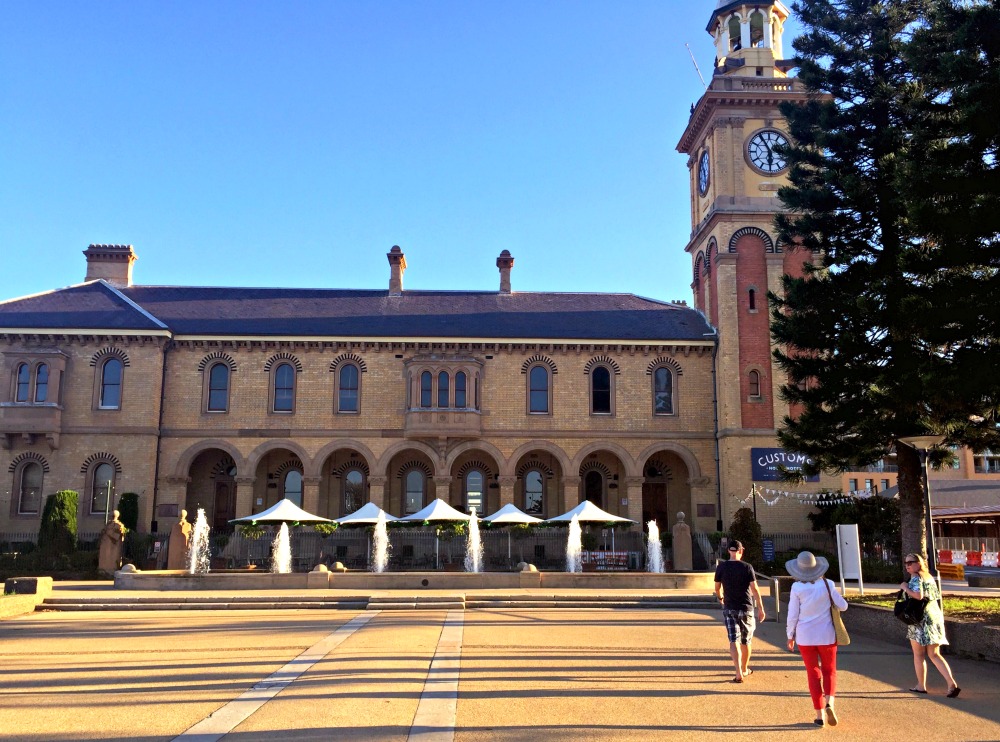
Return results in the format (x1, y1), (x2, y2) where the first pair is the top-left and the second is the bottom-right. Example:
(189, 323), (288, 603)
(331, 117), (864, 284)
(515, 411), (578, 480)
(727, 540), (744, 552)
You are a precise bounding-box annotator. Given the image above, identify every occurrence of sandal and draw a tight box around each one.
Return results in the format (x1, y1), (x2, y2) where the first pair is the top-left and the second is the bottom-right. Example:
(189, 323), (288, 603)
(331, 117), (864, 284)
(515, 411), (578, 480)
(743, 668), (754, 677)
(947, 686), (961, 698)
(731, 676), (743, 683)
(909, 687), (928, 694)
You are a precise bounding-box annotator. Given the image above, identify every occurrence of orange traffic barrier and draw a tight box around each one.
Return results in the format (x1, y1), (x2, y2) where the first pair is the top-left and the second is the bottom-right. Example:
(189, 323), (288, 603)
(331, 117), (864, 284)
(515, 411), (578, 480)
(938, 550), (953, 564)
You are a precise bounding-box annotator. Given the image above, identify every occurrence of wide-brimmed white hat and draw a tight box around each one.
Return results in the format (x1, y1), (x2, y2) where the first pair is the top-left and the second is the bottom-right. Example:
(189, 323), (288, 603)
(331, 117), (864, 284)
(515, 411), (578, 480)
(785, 551), (830, 582)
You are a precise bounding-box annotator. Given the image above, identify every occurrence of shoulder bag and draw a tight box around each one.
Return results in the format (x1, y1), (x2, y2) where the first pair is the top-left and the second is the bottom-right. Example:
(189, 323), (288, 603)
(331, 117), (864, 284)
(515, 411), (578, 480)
(894, 588), (930, 625)
(824, 579), (850, 645)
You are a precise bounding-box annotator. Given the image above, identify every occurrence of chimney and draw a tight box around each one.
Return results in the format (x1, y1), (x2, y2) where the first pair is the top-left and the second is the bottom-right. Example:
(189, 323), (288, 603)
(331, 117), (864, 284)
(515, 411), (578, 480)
(387, 245), (407, 296)
(83, 244), (137, 288)
(496, 250), (514, 294)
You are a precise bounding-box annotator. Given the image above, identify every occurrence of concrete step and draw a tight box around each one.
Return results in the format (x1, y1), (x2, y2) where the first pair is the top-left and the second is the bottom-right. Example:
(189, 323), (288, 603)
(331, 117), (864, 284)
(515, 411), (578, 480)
(39, 600), (367, 611)
(466, 600), (719, 610)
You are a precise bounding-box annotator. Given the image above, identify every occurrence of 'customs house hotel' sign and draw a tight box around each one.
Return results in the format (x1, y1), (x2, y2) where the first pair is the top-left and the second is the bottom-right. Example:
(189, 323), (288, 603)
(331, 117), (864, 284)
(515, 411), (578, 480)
(751, 448), (821, 482)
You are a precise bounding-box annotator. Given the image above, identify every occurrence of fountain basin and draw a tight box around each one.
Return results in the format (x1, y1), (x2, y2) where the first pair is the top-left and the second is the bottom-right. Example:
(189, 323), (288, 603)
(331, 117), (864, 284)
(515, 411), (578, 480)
(115, 569), (715, 591)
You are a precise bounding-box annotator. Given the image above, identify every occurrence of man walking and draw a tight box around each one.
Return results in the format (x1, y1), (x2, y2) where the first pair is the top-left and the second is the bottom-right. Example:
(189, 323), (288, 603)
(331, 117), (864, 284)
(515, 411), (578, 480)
(714, 540), (766, 682)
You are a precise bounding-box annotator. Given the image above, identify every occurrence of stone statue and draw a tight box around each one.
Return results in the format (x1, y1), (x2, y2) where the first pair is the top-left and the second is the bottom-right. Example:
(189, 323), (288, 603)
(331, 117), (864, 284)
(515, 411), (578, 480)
(98, 510), (126, 575)
(672, 511), (693, 572)
(167, 509), (193, 570)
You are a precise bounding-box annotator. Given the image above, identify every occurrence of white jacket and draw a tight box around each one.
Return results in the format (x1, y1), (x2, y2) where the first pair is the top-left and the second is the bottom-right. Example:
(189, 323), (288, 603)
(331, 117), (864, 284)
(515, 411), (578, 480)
(786, 578), (849, 646)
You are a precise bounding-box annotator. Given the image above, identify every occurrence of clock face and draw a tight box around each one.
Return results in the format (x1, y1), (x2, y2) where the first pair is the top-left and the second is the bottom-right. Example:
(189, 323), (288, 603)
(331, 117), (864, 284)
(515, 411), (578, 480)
(698, 150), (710, 195)
(747, 129), (789, 174)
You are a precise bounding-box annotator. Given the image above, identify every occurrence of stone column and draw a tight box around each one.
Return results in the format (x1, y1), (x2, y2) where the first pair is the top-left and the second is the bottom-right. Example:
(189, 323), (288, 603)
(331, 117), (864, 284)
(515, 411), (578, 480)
(433, 476), (453, 505)
(302, 476), (322, 515)
(625, 476), (645, 530)
(234, 476), (256, 518)
(561, 476), (582, 513)
(368, 475), (387, 509)
(498, 476), (517, 508)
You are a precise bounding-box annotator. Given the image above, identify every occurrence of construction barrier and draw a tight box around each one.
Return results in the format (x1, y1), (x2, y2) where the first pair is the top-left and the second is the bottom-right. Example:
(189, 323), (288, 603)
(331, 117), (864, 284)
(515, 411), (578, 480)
(952, 551), (968, 565)
(938, 563), (965, 580)
(938, 549), (953, 564)
(966, 551), (983, 567)
(983, 552), (999, 568)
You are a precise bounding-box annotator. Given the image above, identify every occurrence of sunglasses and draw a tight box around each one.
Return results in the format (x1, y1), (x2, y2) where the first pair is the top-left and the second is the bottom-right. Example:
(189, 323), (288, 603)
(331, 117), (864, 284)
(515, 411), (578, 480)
(904, 560), (918, 565)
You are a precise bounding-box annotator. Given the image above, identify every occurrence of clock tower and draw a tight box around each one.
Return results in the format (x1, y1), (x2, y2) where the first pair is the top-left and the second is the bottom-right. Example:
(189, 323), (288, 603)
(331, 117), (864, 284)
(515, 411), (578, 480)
(678, 2), (823, 530)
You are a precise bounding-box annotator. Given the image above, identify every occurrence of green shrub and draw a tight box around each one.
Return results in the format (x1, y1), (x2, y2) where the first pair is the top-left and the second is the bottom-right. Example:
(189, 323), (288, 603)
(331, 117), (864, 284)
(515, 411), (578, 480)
(117, 492), (140, 532)
(38, 490), (78, 557)
(728, 507), (763, 567)
(312, 523), (339, 536)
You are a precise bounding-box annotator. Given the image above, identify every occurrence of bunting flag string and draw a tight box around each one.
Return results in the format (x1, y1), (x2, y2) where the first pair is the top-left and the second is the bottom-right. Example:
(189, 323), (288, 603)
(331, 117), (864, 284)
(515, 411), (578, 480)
(734, 486), (874, 507)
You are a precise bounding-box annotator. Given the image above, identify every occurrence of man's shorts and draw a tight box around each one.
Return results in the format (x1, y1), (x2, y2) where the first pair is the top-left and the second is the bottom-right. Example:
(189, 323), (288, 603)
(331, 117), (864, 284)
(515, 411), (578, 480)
(722, 608), (756, 644)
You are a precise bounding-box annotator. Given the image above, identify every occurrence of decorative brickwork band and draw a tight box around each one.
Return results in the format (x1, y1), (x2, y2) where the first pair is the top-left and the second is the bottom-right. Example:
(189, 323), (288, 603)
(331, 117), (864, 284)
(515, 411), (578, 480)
(729, 226), (774, 253)
(8, 451), (50, 473)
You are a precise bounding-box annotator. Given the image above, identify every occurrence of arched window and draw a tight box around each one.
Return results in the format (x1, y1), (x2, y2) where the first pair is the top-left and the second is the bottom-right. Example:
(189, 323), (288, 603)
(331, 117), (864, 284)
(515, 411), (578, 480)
(728, 15), (742, 51)
(405, 470), (425, 514)
(420, 371), (432, 408)
(749, 10), (765, 47)
(524, 470), (544, 515)
(748, 288), (757, 311)
(528, 366), (549, 414)
(455, 372), (467, 409)
(584, 470), (603, 507)
(283, 470), (303, 507)
(16, 462), (43, 515)
(654, 367), (674, 415)
(273, 363), (294, 412)
(34, 364), (48, 403)
(343, 469), (364, 514)
(207, 363), (230, 412)
(591, 366), (612, 414)
(465, 470), (484, 514)
(338, 364), (360, 413)
(438, 371), (450, 408)
(99, 359), (123, 409)
(749, 370), (761, 398)
(91, 462), (114, 515)
(15, 363), (30, 402)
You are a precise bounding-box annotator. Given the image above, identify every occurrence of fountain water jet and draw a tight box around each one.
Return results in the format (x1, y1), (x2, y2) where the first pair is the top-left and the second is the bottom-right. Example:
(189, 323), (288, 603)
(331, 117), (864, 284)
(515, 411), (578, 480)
(372, 511), (390, 573)
(464, 508), (483, 573)
(565, 515), (583, 573)
(270, 523), (292, 573)
(646, 520), (665, 573)
(188, 508), (211, 575)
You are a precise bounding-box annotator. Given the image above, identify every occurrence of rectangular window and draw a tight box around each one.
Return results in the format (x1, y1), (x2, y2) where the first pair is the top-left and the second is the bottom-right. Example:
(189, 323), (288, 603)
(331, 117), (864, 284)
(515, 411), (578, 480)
(849, 479), (858, 492)
(864, 479), (874, 492)
(881, 479), (890, 491)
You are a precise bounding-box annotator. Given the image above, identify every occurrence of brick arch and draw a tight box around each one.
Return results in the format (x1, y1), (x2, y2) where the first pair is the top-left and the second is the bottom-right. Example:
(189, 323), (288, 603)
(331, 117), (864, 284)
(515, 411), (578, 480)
(516, 457), (556, 478)
(313, 440), (377, 479)
(635, 442), (701, 481)
(646, 356), (683, 376)
(245, 439), (312, 474)
(8, 451), (49, 474)
(583, 355), (621, 376)
(520, 355), (558, 375)
(705, 238), (717, 273)
(329, 353), (367, 373)
(396, 460), (433, 479)
(80, 452), (122, 474)
(444, 440), (505, 475)
(89, 347), (130, 367)
(273, 458), (304, 477)
(693, 253), (704, 284)
(456, 459), (497, 479)
(197, 352), (237, 372)
(374, 440), (442, 477)
(210, 455), (237, 478)
(579, 460), (612, 478)
(729, 226), (774, 253)
(642, 457), (675, 481)
(263, 352), (303, 373)
(331, 458), (371, 477)
(569, 441), (637, 478)
(173, 439), (247, 478)
(504, 441), (571, 478)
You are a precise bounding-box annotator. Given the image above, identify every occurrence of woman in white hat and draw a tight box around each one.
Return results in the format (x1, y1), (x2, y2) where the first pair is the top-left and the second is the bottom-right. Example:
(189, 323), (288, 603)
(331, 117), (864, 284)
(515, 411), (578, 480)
(786, 551), (849, 727)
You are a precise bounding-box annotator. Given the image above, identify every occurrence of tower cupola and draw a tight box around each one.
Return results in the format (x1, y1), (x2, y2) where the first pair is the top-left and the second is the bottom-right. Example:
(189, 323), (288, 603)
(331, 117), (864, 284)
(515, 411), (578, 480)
(708, 1), (792, 77)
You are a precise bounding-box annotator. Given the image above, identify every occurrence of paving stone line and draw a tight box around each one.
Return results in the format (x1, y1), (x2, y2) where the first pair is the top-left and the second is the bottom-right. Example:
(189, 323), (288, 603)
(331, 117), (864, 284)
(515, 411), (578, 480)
(171, 611), (378, 742)
(408, 609), (464, 742)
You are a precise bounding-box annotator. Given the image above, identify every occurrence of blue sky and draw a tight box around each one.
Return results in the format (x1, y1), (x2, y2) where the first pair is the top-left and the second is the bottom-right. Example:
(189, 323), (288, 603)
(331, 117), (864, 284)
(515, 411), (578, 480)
(0, 2), (799, 306)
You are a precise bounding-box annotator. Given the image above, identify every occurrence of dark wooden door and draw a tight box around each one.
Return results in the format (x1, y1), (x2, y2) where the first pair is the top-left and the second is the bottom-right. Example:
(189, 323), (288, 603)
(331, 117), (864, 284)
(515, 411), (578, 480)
(213, 482), (235, 531)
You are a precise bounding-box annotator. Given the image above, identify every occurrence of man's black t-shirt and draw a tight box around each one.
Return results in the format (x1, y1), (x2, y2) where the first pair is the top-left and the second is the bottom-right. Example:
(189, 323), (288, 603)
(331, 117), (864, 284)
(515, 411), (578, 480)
(714, 559), (756, 611)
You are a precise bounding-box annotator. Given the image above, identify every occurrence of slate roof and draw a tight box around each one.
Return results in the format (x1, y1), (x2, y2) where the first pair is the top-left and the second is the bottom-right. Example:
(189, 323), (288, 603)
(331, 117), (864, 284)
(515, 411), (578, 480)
(0, 281), (714, 342)
(883, 480), (1000, 510)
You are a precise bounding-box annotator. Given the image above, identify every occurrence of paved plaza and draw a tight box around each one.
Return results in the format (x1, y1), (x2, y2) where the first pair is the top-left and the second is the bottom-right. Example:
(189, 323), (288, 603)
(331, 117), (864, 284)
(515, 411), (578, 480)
(1, 602), (999, 742)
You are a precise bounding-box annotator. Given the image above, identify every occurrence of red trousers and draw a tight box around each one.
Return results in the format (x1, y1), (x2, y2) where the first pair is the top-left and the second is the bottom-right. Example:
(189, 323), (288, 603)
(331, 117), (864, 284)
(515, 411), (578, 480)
(799, 644), (838, 709)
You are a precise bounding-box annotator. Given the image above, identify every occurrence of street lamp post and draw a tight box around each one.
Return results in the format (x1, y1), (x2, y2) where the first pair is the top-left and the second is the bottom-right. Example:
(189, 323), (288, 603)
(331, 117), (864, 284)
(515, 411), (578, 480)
(898, 435), (947, 585)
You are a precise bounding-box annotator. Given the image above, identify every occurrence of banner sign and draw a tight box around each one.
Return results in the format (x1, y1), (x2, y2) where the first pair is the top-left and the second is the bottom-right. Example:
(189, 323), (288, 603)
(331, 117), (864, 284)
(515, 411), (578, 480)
(751, 448), (820, 482)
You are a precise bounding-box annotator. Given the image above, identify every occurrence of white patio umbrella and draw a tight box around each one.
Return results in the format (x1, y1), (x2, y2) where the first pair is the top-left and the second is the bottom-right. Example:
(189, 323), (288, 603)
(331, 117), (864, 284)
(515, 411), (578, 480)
(401, 498), (476, 568)
(334, 502), (400, 525)
(546, 500), (635, 550)
(483, 503), (542, 565)
(230, 498), (333, 524)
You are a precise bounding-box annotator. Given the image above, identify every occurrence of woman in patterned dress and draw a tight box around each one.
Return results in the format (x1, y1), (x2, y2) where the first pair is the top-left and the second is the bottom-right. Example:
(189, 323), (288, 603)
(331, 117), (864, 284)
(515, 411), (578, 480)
(901, 553), (960, 697)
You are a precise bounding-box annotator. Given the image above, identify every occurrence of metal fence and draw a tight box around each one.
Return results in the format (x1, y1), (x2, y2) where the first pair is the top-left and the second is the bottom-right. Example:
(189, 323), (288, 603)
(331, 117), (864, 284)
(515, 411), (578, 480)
(938, 537), (999, 553)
